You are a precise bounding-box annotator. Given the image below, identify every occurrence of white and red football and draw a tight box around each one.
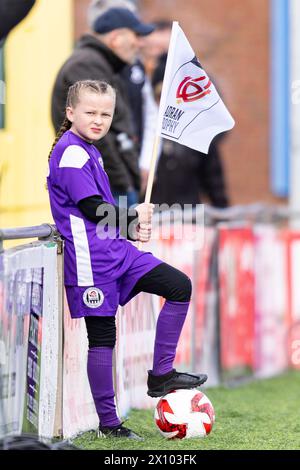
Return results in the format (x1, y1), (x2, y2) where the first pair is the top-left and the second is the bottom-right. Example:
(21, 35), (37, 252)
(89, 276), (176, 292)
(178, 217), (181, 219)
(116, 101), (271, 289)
(154, 389), (215, 439)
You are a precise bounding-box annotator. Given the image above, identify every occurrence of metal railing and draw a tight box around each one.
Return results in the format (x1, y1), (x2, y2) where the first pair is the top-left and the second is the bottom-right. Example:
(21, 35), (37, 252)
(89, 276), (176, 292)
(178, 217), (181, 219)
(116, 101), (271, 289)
(0, 224), (59, 252)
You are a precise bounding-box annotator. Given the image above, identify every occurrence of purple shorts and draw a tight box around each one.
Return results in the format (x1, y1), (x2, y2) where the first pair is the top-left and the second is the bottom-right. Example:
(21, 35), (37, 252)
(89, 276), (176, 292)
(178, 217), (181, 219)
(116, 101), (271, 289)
(65, 251), (162, 318)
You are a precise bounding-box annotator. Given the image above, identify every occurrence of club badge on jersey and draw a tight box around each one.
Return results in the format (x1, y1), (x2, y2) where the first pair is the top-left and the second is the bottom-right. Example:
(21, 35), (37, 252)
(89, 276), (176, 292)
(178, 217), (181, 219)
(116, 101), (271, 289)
(83, 287), (104, 308)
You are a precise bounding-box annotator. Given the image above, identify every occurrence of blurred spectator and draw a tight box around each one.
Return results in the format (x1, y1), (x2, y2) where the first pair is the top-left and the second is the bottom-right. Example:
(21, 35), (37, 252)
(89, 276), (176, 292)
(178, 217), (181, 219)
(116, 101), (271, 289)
(51, 7), (154, 207)
(87, 1), (158, 199)
(151, 54), (230, 209)
(0, 0), (35, 42)
(141, 20), (172, 78)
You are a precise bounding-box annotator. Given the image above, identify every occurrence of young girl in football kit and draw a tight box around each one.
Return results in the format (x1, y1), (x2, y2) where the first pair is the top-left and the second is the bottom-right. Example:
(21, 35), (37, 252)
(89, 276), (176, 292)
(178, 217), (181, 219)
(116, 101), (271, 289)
(47, 79), (207, 439)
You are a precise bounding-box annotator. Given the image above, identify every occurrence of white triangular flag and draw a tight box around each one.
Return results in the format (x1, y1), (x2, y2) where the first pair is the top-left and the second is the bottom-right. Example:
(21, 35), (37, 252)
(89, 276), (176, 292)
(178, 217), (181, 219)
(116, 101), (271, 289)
(157, 22), (235, 154)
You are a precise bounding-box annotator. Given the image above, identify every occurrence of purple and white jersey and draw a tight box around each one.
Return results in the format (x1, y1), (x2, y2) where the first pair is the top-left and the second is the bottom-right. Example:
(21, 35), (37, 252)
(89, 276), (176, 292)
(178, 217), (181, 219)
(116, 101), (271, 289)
(47, 130), (144, 286)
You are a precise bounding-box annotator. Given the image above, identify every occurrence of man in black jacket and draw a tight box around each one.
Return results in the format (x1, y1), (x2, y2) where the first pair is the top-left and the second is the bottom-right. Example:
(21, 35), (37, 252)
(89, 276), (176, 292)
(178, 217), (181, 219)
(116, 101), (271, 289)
(51, 8), (154, 207)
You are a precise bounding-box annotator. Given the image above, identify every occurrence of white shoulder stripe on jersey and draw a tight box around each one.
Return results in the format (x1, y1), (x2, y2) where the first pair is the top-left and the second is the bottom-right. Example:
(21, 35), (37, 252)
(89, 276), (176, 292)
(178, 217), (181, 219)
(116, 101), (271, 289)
(70, 214), (94, 286)
(59, 145), (90, 169)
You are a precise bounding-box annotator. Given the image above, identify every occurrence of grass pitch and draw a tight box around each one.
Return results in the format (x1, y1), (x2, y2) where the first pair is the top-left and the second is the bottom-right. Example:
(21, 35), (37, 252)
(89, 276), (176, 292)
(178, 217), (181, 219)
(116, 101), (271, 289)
(73, 371), (300, 450)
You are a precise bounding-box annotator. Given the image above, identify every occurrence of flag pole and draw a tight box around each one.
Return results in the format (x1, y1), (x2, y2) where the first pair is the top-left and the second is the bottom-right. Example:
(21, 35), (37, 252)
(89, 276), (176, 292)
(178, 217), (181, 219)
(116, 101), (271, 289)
(145, 21), (178, 203)
(137, 134), (160, 250)
(144, 134), (160, 204)
(137, 22), (179, 250)
(144, 21), (179, 204)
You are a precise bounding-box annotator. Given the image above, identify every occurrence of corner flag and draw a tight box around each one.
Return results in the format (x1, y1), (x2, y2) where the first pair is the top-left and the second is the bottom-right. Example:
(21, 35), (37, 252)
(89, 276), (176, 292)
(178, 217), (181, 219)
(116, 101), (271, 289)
(157, 22), (235, 154)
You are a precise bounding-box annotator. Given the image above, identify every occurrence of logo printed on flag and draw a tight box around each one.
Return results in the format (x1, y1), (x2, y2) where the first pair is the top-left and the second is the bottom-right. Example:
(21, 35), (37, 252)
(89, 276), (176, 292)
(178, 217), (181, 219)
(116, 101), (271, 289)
(176, 73), (212, 103)
(157, 22), (235, 154)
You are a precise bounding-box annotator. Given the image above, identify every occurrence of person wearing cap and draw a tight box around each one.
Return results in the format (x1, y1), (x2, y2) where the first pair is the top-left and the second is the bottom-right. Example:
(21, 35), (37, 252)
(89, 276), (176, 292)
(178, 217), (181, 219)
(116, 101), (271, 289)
(51, 7), (154, 207)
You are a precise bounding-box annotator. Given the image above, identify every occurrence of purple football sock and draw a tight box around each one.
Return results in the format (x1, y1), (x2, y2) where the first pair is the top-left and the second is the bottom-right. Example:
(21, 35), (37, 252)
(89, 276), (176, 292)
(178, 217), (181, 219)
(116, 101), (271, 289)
(87, 346), (120, 428)
(152, 300), (189, 376)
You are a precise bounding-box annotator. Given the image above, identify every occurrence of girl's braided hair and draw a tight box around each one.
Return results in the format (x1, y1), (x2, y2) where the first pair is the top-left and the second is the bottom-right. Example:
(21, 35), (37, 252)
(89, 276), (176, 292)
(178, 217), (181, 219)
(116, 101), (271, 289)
(48, 79), (115, 162)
